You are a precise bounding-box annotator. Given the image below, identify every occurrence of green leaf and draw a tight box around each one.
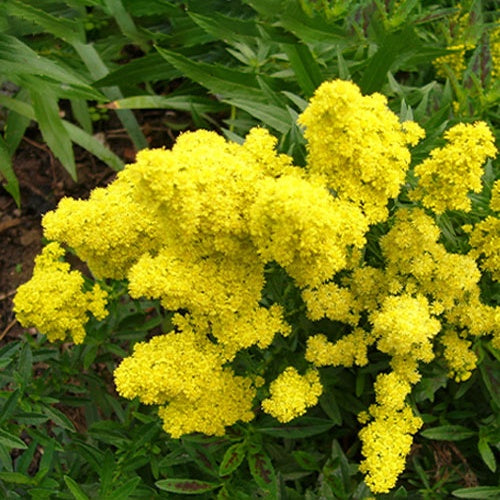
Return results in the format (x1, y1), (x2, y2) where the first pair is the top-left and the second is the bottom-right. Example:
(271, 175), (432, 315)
(0, 471), (34, 485)
(0, 389), (20, 426)
(41, 405), (76, 433)
(156, 46), (265, 102)
(188, 11), (260, 43)
(107, 477), (141, 499)
(219, 442), (246, 476)
(0, 35), (103, 101)
(0, 135), (20, 207)
(64, 475), (90, 500)
(247, 449), (277, 496)
(452, 486), (500, 498)
(93, 53), (180, 87)
(358, 26), (419, 94)
(225, 98), (291, 134)
(282, 42), (323, 97)
(0, 428), (27, 450)
(155, 478), (221, 494)
(258, 417), (334, 438)
(30, 89), (76, 180)
(5, 0), (83, 44)
(421, 425), (476, 441)
(112, 95), (227, 114)
(62, 121), (124, 172)
(478, 438), (496, 472)
(102, 0), (148, 51)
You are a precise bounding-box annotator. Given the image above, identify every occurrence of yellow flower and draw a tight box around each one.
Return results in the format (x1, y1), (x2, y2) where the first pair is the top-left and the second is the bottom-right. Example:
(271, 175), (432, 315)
(261, 367), (323, 423)
(410, 122), (497, 214)
(298, 79), (424, 224)
(441, 330), (477, 382)
(13, 243), (108, 344)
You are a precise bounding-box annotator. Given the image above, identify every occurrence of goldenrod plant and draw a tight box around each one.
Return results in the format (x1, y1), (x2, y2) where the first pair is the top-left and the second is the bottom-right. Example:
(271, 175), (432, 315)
(12, 79), (499, 497)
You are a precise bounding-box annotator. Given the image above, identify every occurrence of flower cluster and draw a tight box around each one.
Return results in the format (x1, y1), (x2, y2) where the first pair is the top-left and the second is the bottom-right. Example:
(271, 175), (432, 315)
(14, 79), (498, 494)
(410, 122), (497, 213)
(14, 243), (108, 344)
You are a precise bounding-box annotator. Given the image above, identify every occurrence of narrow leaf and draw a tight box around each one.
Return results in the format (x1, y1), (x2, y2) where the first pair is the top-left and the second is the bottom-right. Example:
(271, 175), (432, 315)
(258, 417), (334, 438)
(282, 43), (323, 97)
(42, 405), (76, 433)
(0, 471), (34, 485)
(0, 429), (27, 450)
(219, 442), (246, 476)
(155, 478), (221, 494)
(421, 425), (476, 441)
(0, 135), (20, 206)
(452, 486), (500, 498)
(248, 449), (277, 496)
(111, 95), (226, 114)
(107, 477), (141, 499)
(64, 475), (90, 500)
(30, 90), (76, 180)
(63, 121), (124, 171)
(478, 439), (496, 472)
(156, 46), (265, 101)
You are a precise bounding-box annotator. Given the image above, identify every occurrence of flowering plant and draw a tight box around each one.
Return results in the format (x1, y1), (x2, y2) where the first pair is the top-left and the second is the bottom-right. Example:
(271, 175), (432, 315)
(14, 79), (499, 496)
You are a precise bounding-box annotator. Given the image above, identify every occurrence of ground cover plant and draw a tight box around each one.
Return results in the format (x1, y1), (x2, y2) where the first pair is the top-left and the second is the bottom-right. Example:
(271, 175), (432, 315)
(1, 0), (499, 498)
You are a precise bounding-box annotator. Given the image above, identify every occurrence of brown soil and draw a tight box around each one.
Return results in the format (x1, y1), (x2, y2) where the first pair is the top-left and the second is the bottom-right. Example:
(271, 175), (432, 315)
(0, 110), (179, 343)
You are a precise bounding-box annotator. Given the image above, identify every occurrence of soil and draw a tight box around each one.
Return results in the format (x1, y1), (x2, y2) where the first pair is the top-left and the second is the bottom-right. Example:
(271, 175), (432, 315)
(0, 109), (180, 343)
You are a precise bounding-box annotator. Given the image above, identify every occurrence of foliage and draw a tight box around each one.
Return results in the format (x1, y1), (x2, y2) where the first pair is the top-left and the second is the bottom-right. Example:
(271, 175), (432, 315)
(1, 0), (499, 498)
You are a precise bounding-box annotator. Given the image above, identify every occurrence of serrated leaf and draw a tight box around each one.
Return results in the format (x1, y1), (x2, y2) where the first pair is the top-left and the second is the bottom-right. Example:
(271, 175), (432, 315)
(452, 486), (500, 498)
(5, 0), (83, 43)
(248, 449), (277, 496)
(156, 46), (265, 102)
(421, 425), (476, 441)
(0, 429), (27, 450)
(64, 475), (90, 500)
(155, 478), (221, 494)
(219, 442), (246, 476)
(258, 417), (334, 438)
(188, 11), (259, 43)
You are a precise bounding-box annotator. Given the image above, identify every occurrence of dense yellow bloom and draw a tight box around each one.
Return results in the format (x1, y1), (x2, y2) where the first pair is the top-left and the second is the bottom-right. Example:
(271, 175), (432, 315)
(302, 282), (360, 325)
(261, 367), (323, 423)
(359, 403), (422, 493)
(370, 294), (441, 362)
(114, 325), (256, 437)
(410, 122), (497, 214)
(13, 243), (108, 343)
(305, 330), (372, 367)
(249, 175), (368, 287)
(441, 330), (477, 382)
(491, 180), (500, 212)
(42, 175), (160, 280)
(298, 79), (424, 223)
(468, 216), (500, 281)
(381, 208), (482, 312)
